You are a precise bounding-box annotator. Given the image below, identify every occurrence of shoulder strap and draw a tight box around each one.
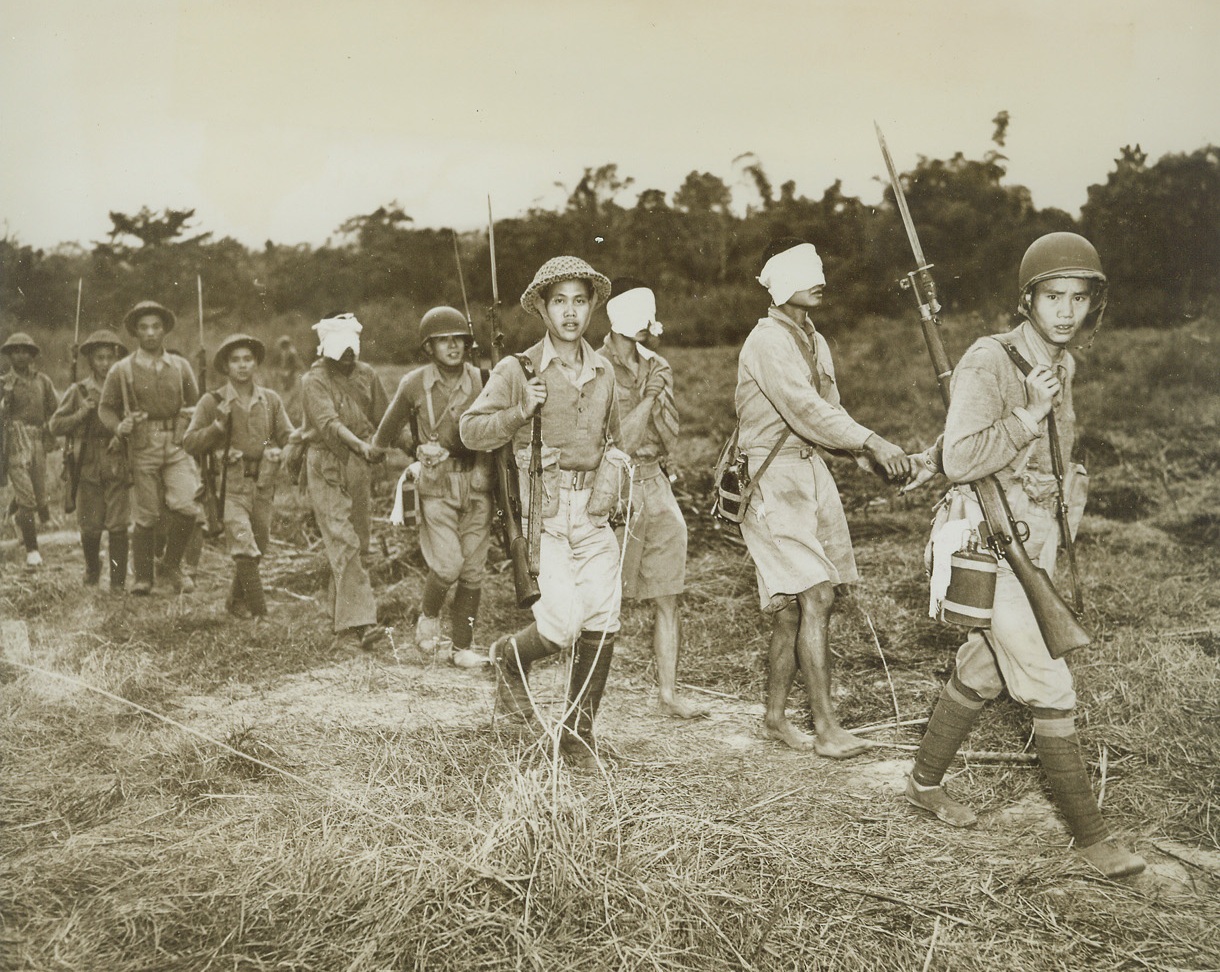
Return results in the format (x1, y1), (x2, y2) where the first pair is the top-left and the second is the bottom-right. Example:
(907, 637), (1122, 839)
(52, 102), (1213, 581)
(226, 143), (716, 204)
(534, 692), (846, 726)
(996, 338), (1033, 377)
(735, 426), (793, 512)
(514, 353), (537, 382)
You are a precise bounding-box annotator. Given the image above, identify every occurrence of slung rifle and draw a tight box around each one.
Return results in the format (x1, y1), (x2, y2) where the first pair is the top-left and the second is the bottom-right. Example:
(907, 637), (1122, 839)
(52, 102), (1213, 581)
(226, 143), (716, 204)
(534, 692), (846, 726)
(485, 200), (541, 608)
(876, 123), (1090, 659)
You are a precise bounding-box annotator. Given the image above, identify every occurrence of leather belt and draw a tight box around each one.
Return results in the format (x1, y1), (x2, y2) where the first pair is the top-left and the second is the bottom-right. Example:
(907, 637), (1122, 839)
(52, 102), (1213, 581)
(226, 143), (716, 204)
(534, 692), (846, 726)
(146, 417), (177, 431)
(559, 468), (594, 489)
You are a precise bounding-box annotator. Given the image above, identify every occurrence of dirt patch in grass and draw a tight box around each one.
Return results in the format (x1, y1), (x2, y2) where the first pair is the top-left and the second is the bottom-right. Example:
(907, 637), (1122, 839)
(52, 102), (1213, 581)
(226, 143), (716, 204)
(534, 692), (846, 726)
(3, 318), (1219, 969)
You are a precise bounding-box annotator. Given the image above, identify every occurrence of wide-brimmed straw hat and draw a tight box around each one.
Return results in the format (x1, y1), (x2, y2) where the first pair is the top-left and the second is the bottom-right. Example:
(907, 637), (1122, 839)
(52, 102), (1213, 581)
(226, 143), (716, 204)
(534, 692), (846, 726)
(213, 333), (266, 373)
(80, 329), (127, 357)
(519, 256), (611, 317)
(123, 300), (177, 335)
(1, 332), (40, 355)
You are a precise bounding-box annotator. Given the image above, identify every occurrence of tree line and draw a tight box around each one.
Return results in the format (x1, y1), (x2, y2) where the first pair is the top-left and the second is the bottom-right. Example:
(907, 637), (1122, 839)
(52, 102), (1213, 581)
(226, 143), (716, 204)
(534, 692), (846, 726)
(3, 121), (1217, 359)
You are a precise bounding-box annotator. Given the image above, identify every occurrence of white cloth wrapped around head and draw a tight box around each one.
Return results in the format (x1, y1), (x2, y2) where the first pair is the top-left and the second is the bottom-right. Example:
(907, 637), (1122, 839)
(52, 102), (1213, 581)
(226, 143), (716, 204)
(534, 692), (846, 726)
(313, 312), (362, 360)
(607, 286), (663, 341)
(757, 243), (825, 306)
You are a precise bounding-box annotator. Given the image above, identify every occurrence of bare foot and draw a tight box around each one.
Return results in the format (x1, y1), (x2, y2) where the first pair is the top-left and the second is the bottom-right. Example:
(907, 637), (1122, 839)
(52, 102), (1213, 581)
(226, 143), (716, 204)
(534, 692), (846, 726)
(813, 726), (871, 760)
(764, 717), (817, 751)
(658, 694), (711, 720)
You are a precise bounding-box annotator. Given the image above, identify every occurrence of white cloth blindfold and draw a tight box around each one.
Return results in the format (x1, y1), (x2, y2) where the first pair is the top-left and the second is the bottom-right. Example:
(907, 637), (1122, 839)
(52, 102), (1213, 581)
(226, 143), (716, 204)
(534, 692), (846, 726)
(313, 313), (362, 360)
(606, 288), (664, 346)
(757, 243), (825, 306)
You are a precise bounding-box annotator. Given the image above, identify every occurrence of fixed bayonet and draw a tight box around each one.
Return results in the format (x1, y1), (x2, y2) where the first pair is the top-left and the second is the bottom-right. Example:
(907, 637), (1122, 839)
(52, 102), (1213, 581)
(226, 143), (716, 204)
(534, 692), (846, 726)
(875, 124), (1089, 658)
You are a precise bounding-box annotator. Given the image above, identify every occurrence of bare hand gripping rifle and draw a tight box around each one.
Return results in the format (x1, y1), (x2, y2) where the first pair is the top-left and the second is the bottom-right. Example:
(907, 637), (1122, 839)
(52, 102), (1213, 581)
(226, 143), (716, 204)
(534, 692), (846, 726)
(485, 200), (541, 608)
(875, 124), (1090, 659)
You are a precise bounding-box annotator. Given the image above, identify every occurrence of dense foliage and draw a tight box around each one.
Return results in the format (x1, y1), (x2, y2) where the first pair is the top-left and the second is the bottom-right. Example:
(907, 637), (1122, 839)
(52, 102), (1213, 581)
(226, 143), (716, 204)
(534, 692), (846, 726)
(3, 129), (1217, 355)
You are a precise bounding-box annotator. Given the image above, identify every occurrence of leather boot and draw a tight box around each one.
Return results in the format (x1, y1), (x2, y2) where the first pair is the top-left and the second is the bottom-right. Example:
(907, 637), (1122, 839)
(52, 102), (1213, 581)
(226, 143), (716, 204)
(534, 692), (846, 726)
(490, 623), (557, 723)
(108, 529), (128, 591)
(131, 526), (155, 595)
(560, 631), (615, 768)
(159, 511), (196, 593)
(226, 567), (249, 617)
(82, 533), (103, 585)
(236, 556), (267, 617)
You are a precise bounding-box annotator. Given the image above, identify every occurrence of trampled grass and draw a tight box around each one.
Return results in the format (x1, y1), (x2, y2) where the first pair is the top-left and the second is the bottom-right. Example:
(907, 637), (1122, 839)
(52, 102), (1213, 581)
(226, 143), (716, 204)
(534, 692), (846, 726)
(1, 313), (1218, 970)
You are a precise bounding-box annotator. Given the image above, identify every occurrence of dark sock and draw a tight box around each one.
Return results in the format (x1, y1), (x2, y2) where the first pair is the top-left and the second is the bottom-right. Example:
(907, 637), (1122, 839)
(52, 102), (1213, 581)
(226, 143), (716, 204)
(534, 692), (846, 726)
(912, 673), (985, 787)
(160, 511), (196, 571)
(450, 585), (481, 650)
(108, 530), (128, 589)
(131, 526), (156, 591)
(1033, 711), (1109, 849)
(421, 571), (448, 619)
(15, 508), (38, 551)
(236, 556), (267, 616)
(82, 533), (102, 583)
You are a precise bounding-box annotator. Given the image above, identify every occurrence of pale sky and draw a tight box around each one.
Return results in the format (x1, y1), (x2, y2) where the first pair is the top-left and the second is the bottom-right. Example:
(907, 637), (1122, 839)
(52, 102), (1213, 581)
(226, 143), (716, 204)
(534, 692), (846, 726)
(3, 0), (1217, 250)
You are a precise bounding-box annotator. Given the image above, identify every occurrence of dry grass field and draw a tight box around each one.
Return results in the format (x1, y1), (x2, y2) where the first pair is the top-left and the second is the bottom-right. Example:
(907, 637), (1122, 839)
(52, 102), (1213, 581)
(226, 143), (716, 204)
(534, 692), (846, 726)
(2, 312), (1218, 971)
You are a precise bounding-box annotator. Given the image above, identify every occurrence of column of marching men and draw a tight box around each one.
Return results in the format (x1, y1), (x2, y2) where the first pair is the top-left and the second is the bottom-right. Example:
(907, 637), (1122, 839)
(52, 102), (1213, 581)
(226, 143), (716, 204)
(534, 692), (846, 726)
(0, 232), (1144, 879)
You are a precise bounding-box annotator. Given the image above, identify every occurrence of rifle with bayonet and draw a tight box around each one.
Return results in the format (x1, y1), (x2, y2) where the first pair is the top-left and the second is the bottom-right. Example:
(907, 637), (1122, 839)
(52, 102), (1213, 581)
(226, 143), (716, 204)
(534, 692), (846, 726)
(485, 201), (541, 608)
(195, 274), (224, 538)
(875, 123), (1090, 659)
(63, 278), (83, 513)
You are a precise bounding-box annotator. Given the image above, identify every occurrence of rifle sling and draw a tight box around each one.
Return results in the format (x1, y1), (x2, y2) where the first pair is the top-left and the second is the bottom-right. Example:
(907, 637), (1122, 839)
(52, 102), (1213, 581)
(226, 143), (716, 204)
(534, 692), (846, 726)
(514, 355), (544, 575)
(996, 339), (1083, 614)
(737, 427), (793, 513)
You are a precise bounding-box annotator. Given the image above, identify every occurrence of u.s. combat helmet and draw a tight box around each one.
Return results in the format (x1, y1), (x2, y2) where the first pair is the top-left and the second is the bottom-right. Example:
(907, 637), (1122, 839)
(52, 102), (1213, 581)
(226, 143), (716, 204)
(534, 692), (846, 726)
(1017, 232), (1108, 341)
(418, 306), (470, 350)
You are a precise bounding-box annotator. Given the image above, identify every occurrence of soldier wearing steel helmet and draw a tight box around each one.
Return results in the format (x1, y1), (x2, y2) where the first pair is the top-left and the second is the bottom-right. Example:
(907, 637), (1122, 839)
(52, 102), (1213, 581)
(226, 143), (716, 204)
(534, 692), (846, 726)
(460, 256), (625, 770)
(184, 333), (295, 621)
(49, 329), (130, 587)
(1, 332), (60, 567)
(372, 306), (493, 668)
(904, 232), (1145, 880)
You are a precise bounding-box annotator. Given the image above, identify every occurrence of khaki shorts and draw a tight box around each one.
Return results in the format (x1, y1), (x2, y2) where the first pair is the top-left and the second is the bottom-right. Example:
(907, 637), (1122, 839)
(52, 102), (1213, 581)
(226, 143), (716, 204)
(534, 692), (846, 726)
(740, 452), (858, 611)
(617, 463), (686, 600)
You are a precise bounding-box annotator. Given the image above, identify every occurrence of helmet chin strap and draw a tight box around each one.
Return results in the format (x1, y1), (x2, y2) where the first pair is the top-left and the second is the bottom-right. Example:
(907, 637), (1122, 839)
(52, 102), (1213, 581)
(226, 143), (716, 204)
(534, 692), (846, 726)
(1019, 279), (1108, 353)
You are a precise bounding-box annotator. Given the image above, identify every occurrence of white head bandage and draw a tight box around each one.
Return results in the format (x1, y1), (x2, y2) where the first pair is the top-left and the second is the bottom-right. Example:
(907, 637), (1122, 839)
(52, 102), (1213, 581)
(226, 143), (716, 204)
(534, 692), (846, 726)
(757, 243), (825, 306)
(607, 287), (663, 341)
(313, 312), (362, 361)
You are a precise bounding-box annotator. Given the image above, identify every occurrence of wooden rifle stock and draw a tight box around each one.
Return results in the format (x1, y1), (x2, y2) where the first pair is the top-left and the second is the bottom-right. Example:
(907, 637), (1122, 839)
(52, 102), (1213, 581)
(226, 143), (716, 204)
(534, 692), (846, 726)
(64, 278), (83, 513)
(875, 125), (1090, 659)
(486, 199), (540, 609)
(971, 476), (1090, 659)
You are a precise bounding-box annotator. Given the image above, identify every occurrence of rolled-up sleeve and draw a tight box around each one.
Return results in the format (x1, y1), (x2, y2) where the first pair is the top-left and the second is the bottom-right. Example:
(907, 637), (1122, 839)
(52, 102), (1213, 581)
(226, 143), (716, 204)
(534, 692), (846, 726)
(182, 393), (225, 456)
(373, 376), (417, 452)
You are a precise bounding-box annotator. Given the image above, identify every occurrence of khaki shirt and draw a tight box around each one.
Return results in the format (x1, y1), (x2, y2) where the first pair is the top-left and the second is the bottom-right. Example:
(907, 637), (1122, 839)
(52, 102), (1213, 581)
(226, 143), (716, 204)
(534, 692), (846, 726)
(599, 335), (678, 461)
(943, 321), (1077, 493)
(735, 307), (872, 457)
(183, 381), (294, 461)
(460, 334), (620, 471)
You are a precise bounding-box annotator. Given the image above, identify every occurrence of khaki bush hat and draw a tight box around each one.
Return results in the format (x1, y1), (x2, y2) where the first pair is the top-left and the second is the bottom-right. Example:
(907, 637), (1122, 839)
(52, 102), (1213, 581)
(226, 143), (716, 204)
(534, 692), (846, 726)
(80, 329), (127, 357)
(123, 300), (177, 335)
(1, 332), (40, 355)
(213, 333), (266, 373)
